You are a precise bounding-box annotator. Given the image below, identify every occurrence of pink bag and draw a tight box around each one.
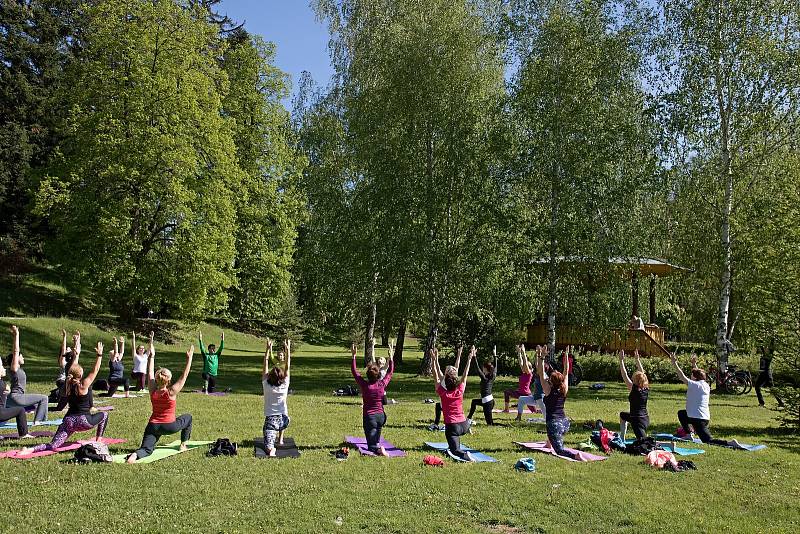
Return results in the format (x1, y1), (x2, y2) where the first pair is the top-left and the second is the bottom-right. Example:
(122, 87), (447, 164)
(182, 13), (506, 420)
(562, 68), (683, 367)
(645, 450), (678, 469)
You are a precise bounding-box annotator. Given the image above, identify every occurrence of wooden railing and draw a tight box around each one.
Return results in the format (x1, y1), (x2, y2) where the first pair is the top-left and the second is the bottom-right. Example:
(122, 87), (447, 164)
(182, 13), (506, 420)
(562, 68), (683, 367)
(526, 323), (671, 358)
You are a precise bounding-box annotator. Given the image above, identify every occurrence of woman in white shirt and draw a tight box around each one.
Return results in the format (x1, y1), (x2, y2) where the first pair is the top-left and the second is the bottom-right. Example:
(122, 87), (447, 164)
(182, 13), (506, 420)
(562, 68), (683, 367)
(671, 352), (735, 446)
(131, 331), (154, 391)
(262, 338), (291, 457)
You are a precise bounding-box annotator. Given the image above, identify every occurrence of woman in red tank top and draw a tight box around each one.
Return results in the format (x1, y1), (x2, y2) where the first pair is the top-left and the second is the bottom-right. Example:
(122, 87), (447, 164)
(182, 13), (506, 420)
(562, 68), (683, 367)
(125, 337), (194, 463)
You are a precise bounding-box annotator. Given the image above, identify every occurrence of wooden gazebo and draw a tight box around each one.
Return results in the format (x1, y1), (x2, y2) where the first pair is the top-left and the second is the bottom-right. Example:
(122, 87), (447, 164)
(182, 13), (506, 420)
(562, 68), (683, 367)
(526, 257), (693, 357)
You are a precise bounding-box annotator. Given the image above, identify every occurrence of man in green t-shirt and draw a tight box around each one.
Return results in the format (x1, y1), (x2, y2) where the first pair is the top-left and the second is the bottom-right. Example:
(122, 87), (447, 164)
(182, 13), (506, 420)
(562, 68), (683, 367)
(199, 330), (224, 394)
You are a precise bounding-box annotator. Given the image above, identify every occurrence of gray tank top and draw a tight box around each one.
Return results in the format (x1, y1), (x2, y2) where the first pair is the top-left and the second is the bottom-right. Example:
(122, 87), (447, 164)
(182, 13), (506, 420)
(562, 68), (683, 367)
(10, 367), (27, 394)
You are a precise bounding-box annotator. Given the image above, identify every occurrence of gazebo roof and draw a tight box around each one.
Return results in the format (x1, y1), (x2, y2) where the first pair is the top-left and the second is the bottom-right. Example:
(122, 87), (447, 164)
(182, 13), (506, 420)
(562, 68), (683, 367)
(531, 256), (693, 277)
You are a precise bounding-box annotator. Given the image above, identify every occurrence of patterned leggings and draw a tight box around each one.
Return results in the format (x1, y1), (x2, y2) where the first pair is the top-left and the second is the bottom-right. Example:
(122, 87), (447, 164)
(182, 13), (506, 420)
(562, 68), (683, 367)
(263, 414), (290, 450)
(546, 417), (577, 460)
(32, 412), (109, 452)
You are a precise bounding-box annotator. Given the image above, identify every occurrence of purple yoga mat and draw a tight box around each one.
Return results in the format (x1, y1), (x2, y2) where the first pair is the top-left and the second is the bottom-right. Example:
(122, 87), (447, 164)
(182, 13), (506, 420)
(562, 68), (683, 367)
(515, 441), (607, 462)
(0, 431), (55, 440)
(344, 436), (407, 457)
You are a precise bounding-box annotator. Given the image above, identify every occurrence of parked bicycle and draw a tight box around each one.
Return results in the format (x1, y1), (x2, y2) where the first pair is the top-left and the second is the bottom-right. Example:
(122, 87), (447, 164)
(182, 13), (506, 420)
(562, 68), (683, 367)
(706, 362), (752, 395)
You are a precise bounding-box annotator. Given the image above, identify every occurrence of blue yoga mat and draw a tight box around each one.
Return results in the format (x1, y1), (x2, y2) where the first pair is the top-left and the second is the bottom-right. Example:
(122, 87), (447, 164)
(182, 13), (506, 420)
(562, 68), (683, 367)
(424, 441), (499, 463)
(729, 443), (767, 451)
(653, 433), (702, 444)
(0, 419), (62, 430)
(658, 443), (705, 456)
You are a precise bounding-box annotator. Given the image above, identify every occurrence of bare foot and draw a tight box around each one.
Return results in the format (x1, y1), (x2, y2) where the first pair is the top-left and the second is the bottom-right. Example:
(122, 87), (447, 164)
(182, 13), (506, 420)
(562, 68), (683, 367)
(19, 447), (35, 456)
(179, 443), (188, 452)
(278, 438), (284, 446)
(19, 434), (36, 439)
(126, 453), (137, 464)
(125, 393), (130, 398)
(378, 446), (388, 457)
(268, 449), (276, 457)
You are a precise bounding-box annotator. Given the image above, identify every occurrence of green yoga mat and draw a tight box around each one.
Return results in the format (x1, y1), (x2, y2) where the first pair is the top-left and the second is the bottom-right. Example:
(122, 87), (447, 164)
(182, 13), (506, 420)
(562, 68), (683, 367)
(112, 440), (213, 464)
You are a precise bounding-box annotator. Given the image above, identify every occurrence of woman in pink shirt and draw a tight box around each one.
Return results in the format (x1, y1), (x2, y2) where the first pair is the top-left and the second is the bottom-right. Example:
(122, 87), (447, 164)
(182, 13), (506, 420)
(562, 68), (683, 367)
(351, 342), (394, 456)
(433, 345), (475, 462)
(503, 344), (534, 412)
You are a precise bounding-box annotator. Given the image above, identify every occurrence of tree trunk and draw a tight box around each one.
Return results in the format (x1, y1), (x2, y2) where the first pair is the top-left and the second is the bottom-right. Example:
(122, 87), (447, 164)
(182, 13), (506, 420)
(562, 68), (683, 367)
(547, 182), (559, 355)
(649, 275), (657, 325)
(630, 269), (640, 319)
(364, 301), (376, 367)
(380, 315), (390, 347)
(420, 297), (441, 376)
(715, 71), (734, 372)
(394, 319), (406, 365)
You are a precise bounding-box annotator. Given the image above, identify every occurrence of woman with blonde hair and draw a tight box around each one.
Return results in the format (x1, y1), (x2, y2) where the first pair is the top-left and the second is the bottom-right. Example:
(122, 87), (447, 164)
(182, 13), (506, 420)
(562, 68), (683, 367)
(20, 340), (109, 454)
(125, 335), (194, 463)
(618, 349), (650, 441)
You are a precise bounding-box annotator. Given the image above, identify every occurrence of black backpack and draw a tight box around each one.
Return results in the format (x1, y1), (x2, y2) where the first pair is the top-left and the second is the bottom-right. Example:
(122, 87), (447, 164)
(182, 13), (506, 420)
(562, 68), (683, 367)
(624, 436), (661, 456)
(207, 438), (237, 457)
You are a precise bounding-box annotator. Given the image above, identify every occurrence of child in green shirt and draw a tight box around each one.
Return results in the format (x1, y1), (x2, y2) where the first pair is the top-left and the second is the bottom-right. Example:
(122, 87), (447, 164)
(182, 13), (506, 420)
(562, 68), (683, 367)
(198, 330), (224, 394)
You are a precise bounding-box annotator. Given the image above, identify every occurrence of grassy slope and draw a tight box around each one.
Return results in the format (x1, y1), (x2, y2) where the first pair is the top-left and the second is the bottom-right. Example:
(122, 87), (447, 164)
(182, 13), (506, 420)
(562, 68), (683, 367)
(0, 316), (798, 534)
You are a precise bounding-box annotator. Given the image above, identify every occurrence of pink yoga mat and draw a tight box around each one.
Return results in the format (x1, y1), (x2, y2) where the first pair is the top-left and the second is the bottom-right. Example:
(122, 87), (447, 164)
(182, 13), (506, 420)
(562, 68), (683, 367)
(344, 436), (407, 457)
(0, 431), (55, 440)
(95, 406), (114, 412)
(0, 437), (125, 459)
(515, 441), (607, 462)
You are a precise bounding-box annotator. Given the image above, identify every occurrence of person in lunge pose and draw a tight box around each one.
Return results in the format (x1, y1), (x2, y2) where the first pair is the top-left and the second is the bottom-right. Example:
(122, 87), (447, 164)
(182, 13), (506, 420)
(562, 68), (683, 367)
(351, 342), (394, 456)
(131, 331), (153, 392)
(262, 338), (292, 457)
(515, 346), (547, 422)
(433, 346), (476, 462)
(429, 345), (462, 430)
(125, 340), (194, 463)
(0, 356), (34, 439)
(198, 330), (224, 394)
(671, 352), (739, 447)
(618, 349), (650, 441)
(100, 337), (130, 397)
(467, 345), (497, 425)
(4, 325), (49, 423)
(537, 345), (583, 460)
(503, 344), (533, 412)
(21, 340), (110, 454)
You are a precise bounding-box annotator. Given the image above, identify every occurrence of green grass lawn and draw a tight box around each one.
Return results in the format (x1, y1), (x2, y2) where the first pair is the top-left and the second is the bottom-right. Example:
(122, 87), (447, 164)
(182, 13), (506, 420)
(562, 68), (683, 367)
(0, 316), (798, 533)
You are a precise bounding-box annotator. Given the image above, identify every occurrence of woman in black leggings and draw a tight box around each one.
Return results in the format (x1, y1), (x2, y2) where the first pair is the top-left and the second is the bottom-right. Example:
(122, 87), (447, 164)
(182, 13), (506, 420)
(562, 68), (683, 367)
(0, 358), (33, 438)
(100, 337), (130, 397)
(467, 346), (497, 425)
(618, 350), (649, 441)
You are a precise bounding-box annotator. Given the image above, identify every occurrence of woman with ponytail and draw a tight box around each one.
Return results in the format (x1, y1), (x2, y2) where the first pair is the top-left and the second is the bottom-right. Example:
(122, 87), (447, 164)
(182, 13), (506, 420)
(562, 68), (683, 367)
(20, 340), (109, 455)
(537, 345), (581, 460)
(126, 335), (194, 463)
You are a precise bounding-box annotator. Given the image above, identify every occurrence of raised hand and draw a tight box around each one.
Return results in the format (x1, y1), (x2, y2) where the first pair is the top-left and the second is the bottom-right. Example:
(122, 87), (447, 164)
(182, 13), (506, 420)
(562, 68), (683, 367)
(149, 331), (154, 341)
(634, 349), (640, 359)
(198, 330), (203, 340)
(267, 338), (273, 351)
(351, 343), (357, 358)
(96, 341), (104, 355)
(187, 345), (194, 359)
(619, 350), (625, 361)
(10, 325), (18, 334)
(690, 353), (697, 366)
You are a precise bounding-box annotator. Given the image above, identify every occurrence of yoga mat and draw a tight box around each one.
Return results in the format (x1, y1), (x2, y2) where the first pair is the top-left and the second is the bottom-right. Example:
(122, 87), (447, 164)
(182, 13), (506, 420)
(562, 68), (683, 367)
(189, 390), (228, 397)
(0, 419), (63, 430)
(254, 437), (301, 459)
(657, 443), (705, 456)
(424, 441), (499, 463)
(0, 437), (125, 459)
(725, 442), (767, 451)
(111, 440), (213, 464)
(344, 436), (406, 457)
(653, 433), (702, 444)
(105, 393), (145, 399)
(526, 417), (546, 424)
(0, 431), (55, 439)
(95, 406), (114, 412)
(515, 441), (607, 462)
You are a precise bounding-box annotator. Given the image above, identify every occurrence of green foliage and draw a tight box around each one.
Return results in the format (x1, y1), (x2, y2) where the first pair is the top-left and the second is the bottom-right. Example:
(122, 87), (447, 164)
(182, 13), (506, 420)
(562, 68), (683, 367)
(221, 29), (307, 322)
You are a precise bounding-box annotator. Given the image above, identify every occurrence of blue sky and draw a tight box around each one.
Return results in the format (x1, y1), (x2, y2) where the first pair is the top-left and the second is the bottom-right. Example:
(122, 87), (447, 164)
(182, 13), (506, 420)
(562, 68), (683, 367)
(220, 1), (334, 107)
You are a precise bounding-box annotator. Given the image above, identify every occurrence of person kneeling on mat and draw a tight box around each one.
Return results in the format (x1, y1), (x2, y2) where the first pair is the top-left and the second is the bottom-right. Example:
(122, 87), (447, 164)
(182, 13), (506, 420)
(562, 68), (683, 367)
(262, 338), (292, 457)
(618, 349), (650, 441)
(467, 345), (497, 425)
(21, 341), (110, 455)
(100, 337), (130, 397)
(4, 325), (49, 424)
(671, 352), (735, 446)
(0, 358), (35, 439)
(198, 330), (223, 394)
(126, 344), (194, 463)
(351, 341), (394, 456)
(537, 346), (582, 460)
(433, 345), (476, 462)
